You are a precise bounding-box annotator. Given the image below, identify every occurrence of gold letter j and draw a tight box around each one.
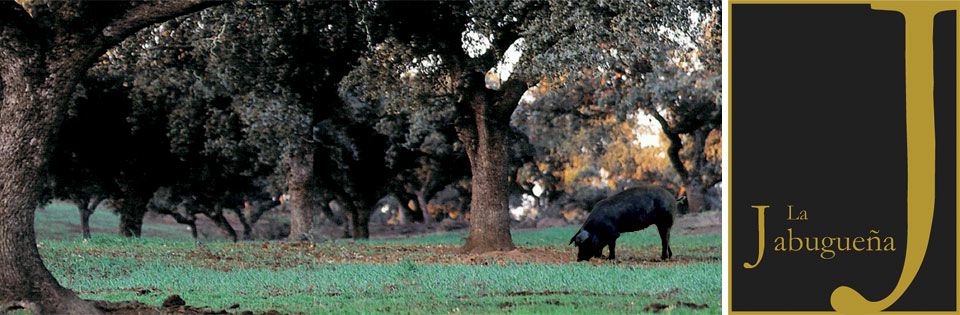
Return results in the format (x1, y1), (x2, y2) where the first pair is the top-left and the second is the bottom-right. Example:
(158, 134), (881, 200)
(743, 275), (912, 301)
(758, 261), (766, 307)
(831, 3), (945, 313)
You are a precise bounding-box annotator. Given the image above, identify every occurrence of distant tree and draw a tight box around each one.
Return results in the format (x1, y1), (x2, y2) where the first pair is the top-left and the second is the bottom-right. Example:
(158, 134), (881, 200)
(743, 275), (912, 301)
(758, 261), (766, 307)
(607, 3), (721, 212)
(517, 0), (721, 212)
(513, 72), (683, 214)
(343, 1), (540, 253)
(103, 1), (394, 240)
(47, 77), (126, 239)
(362, 95), (471, 225)
(199, 1), (387, 239)
(0, 1), (223, 312)
(48, 71), (185, 239)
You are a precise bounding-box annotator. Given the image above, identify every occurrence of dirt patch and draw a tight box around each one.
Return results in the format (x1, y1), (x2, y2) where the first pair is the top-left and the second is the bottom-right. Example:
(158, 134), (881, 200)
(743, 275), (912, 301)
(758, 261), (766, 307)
(643, 302), (672, 312)
(455, 248), (573, 265)
(641, 301), (709, 312)
(462, 289), (707, 311)
(92, 299), (229, 315)
(198, 242), (712, 268)
(92, 297), (284, 315)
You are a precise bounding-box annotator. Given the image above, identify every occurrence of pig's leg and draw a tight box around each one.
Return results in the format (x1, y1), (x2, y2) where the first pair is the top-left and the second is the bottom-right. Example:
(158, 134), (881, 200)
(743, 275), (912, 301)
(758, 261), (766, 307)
(607, 239), (616, 260)
(656, 223), (672, 260)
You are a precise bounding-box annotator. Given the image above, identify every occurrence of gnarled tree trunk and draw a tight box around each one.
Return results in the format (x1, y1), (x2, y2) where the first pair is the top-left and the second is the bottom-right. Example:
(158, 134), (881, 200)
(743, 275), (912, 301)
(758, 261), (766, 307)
(161, 208), (198, 240)
(285, 151), (319, 241)
(79, 205), (93, 239)
(459, 75), (526, 254)
(648, 107), (721, 213)
(230, 207), (252, 241)
(0, 1), (221, 312)
(117, 197), (147, 238)
(415, 189), (431, 224)
(207, 208), (238, 242)
(345, 200), (371, 239)
(0, 37), (100, 315)
(394, 195), (410, 225)
(75, 196), (101, 239)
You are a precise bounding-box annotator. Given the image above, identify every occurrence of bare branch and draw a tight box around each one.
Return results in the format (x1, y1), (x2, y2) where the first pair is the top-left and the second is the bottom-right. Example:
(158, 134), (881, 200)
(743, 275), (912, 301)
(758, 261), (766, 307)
(99, 0), (226, 47)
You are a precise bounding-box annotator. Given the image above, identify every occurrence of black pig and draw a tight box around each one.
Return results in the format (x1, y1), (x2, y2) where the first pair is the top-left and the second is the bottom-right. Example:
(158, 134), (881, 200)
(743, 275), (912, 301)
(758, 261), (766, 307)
(569, 186), (676, 261)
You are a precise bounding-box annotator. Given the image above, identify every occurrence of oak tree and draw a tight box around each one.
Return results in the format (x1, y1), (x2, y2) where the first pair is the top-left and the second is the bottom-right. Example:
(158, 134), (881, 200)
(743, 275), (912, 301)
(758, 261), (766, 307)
(0, 1), (222, 312)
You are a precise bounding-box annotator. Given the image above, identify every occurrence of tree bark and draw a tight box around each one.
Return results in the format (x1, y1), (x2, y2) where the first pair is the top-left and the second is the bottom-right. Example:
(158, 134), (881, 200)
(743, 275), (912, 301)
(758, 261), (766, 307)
(206, 209), (238, 242)
(346, 201), (371, 239)
(285, 151), (318, 241)
(0, 29), (100, 315)
(394, 195), (410, 225)
(77, 201), (93, 239)
(647, 107), (720, 213)
(459, 74), (524, 254)
(73, 196), (100, 239)
(156, 207), (198, 240)
(684, 128), (711, 212)
(230, 207), (253, 240)
(117, 198), (146, 237)
(460, 116), (514, 252)
(245, 199), (280, 228)
(416, 189), (431, 224)
(0, 2), (223, 312)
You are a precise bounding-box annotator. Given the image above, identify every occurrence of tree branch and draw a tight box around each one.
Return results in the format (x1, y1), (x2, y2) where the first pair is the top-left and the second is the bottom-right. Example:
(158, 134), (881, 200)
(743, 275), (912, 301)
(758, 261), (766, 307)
(99, 0), (225, 47)
(644, 104), (674, 134)
(644, 104), (690, 181)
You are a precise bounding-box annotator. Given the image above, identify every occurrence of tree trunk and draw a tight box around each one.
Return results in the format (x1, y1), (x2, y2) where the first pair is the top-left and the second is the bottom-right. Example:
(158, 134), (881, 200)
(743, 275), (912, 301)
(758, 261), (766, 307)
(649, 109), (717, 213)
(416, 189), (431, 224)
(245, 199), (280, 228)
(207, 209), (238, 243)
(0, 51), (100, 314)
(78, 203), (93, 239)
(683, 128), (717, 213)
(459, 76), (521, 253)
(73, 196), (98, 239)
(395, 196), (410, 225)
(683, 180), (707, 213)
(460, 118), (514, 253)
(286, 151), (318, 241)
(118, 198), (146, 238)
(0, 2), (223, 312)
(230, 207), (253, 240)
(347, 201), (371, 239)
(118, 212), (143, 237)
(155, 207), (198, 240)
(319, 200), (345, 226)
(188, 220), (199, 240)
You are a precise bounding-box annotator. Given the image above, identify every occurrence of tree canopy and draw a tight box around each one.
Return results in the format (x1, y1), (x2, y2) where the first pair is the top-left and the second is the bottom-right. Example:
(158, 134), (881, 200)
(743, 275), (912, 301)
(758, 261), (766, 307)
(0, 1), (722, 311)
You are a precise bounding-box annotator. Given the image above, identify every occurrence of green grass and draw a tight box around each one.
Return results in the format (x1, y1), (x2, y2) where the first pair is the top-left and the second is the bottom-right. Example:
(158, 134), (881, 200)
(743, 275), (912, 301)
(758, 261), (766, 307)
(369, 226), (719, 252)
(37, 203), (721, 314)
(36, 202), (193, 241)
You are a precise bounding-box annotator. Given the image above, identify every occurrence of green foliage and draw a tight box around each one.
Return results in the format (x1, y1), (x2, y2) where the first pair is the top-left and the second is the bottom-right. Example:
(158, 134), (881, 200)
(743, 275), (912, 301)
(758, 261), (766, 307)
(50, 0), (723, 238)
(508, 0), (721, 210)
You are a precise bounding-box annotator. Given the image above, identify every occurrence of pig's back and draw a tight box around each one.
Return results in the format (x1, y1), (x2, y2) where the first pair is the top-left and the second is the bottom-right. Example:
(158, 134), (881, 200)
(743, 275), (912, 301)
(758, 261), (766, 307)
(587, 186), (675, 233)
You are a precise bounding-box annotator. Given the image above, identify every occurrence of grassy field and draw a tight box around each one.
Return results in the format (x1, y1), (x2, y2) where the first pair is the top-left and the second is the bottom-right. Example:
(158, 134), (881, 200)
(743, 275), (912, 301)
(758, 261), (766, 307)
(37, 202), (194, 241)
(37, 203), (721, 314)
